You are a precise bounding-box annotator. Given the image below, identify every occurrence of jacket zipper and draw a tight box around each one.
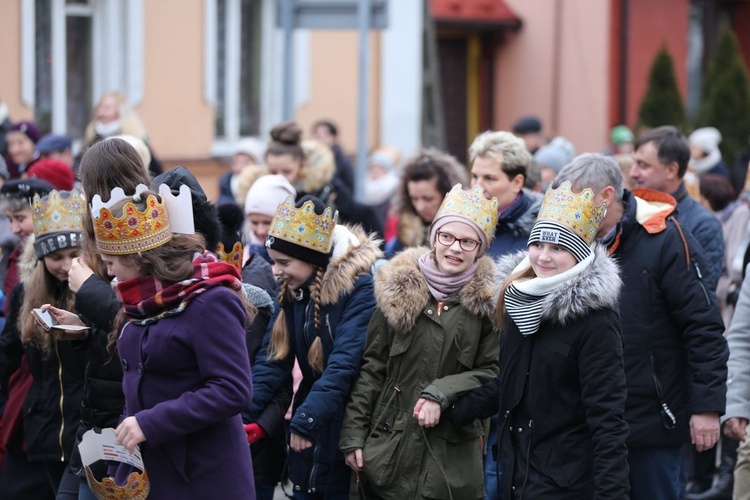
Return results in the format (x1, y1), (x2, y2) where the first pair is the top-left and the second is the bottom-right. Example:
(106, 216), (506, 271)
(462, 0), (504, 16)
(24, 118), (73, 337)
(55, 340), (65, 461)
(325, 314), (333, 342)
(691, 258), (711, 306)
(308, 439), (321, 493)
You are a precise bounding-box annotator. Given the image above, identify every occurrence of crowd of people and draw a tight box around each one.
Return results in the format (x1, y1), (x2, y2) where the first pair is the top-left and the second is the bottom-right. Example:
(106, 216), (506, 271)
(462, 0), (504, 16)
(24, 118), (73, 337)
(0, 96), (746, 500)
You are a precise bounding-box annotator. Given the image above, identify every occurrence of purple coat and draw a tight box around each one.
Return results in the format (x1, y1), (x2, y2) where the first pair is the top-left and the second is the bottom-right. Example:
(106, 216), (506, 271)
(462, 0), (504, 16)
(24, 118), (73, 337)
(117, 286), (255, 499)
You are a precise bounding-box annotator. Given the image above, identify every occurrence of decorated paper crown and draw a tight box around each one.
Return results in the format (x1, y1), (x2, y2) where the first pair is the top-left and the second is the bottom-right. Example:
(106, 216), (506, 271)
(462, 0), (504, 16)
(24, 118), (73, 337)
(91, 184), (194, 255)
(79, 428), (150, 500)
(31, 189), (85, 238)
(267, 196), (338, 254)
(432, 184), (500, 242)
(536, 180), (607, 246)
(217, 241), (243, 272)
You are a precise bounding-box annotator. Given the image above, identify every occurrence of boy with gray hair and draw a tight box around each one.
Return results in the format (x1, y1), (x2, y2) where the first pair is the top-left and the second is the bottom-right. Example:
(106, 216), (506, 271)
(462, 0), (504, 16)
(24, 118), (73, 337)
(555, 153), (728, 500)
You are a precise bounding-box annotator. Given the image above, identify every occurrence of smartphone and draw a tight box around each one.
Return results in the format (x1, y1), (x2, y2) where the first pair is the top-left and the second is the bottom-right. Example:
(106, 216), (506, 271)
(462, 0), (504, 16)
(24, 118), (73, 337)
(31, 308), (90, 333)
(32, 308), (57, 330)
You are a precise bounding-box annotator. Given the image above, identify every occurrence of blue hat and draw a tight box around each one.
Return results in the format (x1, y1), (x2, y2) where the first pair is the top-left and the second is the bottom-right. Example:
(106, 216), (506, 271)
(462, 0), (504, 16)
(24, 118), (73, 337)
(512, 116), (542, 134)
(36, 134), (72, 154)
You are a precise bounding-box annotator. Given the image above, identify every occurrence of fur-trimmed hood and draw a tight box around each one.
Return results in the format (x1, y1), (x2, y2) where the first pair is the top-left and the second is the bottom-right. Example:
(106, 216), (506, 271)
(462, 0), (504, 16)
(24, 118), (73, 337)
(19, 235), (41, 286)
(297, 139), (336, 195)
(397, 211), (429, 248)
(496, 244), (621, 325)
(375, 246), (499, 334)
(279, 225), (382, 306)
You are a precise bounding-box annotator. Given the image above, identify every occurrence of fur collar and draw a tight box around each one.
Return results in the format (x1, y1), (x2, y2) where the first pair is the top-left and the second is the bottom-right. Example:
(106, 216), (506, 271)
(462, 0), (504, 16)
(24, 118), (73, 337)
(375, 247), (499, 334)
(496, 245), (621, 325)
(280, 225), (382, 306)
(19, 235), (40, 286)
(397, 212), (428, 248)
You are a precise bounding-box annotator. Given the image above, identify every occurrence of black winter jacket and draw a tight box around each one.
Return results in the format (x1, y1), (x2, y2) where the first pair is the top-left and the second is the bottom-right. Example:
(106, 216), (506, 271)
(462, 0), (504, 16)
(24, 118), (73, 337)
(451, 247), (629, 499)
(0, 282), (86, 463)
(67, 274), (125, 475)
(612, 189), (727, 449)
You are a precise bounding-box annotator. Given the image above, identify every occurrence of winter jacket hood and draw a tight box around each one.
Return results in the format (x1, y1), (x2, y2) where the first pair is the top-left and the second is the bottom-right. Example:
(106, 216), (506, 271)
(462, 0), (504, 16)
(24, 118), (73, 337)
(280, 225), (382, 306)
(496, 244), (621, 326)
(375, 246), (499, 333)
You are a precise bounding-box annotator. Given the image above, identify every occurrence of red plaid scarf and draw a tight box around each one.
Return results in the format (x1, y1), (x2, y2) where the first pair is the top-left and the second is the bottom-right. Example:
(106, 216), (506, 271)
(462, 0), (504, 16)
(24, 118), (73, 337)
(116, 252), (242, 323)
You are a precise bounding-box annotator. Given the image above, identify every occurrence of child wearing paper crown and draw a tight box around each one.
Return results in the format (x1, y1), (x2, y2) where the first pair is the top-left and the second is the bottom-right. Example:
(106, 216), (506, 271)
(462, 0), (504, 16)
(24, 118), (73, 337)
(339, 184), (500, 499)
(85, 189), (256, 499)
(246, 194), (381, 498)
(0, 189), (87, 499)
(449, 180), (630, 498)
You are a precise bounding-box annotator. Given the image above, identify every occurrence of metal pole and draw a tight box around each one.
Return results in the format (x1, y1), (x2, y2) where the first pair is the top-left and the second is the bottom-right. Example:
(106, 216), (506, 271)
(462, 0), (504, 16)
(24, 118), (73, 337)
(355, 0), (371, 201)
(282, 0), (294, 121)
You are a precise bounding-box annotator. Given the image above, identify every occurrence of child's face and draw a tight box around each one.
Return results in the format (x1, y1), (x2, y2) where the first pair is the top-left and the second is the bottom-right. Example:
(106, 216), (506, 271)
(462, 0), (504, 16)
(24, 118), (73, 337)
(100, 254), (141, 282)
(7, 208), (35, 241)
(267, 248), (316, 291)
(248, 214), (273, 241)
(43, 247), (81, 282)
(528, 241), (578, 278)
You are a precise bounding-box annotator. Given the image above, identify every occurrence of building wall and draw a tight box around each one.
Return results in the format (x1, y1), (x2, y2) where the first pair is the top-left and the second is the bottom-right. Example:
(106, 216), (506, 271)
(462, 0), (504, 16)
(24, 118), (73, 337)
(140, 0), (214, 160)
(294, 30), (381, 156)
(0, 1), (33, 120)
(496, 0), (612, 153)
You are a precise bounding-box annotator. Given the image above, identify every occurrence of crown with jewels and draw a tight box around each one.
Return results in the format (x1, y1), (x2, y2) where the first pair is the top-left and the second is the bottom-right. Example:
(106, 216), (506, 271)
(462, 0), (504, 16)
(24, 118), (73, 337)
(536, 180), (607, 246)
(266, 196), (338, 254)
(217, 241), (243, 272)
(31, 189), (85, 238)
(432, 184), (500, 242)
(90, 184), (193, 255)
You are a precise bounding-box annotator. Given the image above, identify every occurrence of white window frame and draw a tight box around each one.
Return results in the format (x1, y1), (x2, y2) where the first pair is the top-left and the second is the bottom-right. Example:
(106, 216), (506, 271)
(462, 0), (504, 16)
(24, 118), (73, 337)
(206, 0), (309, 156)
(21, 0), (144, 135)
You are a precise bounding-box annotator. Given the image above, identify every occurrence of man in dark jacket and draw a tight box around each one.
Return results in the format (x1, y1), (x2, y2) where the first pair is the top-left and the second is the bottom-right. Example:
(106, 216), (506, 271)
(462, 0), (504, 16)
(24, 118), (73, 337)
(556, 154), (728, 499)
(630, 126), (724, 290)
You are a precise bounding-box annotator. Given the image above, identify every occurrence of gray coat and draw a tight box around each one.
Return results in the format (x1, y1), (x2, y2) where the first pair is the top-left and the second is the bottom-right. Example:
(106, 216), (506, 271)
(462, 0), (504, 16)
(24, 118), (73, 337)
(723, 264), (750, 423)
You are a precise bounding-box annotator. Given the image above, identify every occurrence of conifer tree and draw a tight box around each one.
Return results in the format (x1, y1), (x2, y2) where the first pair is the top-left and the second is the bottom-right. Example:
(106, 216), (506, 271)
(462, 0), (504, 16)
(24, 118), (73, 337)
(637, 46), (687, 131)
(696, 24), (750, 168)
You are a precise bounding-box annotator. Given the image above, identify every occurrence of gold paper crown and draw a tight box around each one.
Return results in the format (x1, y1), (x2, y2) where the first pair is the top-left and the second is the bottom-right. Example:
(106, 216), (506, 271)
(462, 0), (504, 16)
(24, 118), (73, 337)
(85, 468), (149, 500)
(537, 180), (607, 246)
(92, 193), (172, 255)
(267, 197), (338, 253)
(432, 184), (500, 241)
(218, 241), (243, 272)
(31, 189), (85, 237)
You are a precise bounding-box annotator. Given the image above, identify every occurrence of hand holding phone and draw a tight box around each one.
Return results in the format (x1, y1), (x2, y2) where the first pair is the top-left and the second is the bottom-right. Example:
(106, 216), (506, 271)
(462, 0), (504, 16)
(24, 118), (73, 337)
(31, 306), (89, 337)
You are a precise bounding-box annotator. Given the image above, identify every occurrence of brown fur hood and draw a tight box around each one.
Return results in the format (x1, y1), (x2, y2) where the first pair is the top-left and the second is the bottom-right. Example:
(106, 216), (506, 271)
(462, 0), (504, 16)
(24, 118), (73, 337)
(375, 246), (499, 334)
(19, 235), (41, 286)
(280, 225), (383, 306)
(297, 139), (336, 195)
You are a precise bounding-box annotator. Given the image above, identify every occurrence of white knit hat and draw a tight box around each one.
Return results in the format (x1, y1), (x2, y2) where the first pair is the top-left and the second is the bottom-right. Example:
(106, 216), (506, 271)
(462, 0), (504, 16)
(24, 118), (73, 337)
(689, 127), (722, 154)
(244, 174), (297, 217)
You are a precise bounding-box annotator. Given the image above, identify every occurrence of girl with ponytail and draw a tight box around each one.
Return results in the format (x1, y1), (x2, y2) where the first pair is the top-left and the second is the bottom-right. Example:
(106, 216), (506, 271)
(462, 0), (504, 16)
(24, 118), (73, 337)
(247, 195), (381, 499)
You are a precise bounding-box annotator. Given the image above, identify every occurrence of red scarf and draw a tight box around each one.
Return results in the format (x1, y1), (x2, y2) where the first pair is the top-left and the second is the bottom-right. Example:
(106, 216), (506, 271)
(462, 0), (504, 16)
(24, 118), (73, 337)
(117, 253), (242, 323)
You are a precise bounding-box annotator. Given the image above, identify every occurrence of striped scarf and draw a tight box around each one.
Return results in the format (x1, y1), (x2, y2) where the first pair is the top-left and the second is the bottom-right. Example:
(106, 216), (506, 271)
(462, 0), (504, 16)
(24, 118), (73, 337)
(504, 252), (594, 336)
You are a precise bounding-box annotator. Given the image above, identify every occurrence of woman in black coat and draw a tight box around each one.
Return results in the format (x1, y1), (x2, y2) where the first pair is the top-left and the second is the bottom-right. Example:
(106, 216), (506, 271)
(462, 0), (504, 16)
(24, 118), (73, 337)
(451, 181), (629, 499)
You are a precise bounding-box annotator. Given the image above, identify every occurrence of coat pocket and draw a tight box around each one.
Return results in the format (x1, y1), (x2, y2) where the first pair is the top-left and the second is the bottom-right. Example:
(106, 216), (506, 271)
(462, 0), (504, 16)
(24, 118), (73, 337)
(361, 429), (404, 488)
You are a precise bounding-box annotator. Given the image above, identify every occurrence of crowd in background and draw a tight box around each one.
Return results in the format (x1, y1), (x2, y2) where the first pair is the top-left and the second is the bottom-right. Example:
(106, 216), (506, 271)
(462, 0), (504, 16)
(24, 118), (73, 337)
(0, 91), (747, 500)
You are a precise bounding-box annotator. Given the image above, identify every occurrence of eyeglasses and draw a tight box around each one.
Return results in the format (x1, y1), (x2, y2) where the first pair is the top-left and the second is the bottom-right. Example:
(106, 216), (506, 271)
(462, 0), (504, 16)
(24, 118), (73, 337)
(436, 231), (480, 252)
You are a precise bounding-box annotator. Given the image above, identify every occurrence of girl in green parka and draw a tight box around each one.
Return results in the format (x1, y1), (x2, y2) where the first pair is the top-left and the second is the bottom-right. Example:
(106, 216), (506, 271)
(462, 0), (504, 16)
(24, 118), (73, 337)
(340, 184), (501, 499)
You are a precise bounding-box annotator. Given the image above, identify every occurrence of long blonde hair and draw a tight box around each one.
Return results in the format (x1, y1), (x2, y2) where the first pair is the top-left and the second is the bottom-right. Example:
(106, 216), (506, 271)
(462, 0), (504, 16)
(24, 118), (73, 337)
(19, 255), (77, 351)
(496, 266), (536, 331)
(267, 267), (326, 373)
